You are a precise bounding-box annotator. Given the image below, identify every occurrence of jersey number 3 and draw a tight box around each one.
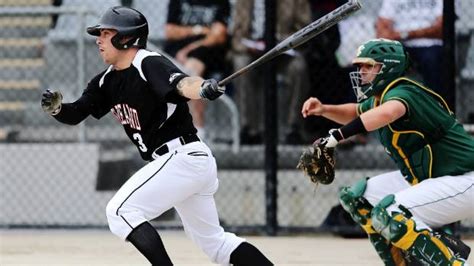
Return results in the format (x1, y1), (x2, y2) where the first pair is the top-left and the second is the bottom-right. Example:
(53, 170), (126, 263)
(133, 133), (148, 152)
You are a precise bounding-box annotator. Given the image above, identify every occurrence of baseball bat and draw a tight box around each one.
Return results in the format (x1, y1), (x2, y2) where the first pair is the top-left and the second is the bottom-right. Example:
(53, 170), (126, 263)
(218, 0), (362, 86)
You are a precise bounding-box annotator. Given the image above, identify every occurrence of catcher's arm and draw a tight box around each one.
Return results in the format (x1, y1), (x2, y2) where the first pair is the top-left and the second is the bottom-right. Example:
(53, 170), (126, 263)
(306, 99), (406, 146)
(358, 101), (406, 131)
(297, 100), (406, 185)
(301, 97), (358, 125)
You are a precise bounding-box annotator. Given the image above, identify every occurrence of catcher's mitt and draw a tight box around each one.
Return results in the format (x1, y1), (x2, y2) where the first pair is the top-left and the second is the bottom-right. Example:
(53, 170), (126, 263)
(296, 141), (336, 185)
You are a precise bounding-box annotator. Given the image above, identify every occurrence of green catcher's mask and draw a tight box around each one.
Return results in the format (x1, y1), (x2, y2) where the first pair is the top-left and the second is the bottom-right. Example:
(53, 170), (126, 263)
(350, 39), (410, 102)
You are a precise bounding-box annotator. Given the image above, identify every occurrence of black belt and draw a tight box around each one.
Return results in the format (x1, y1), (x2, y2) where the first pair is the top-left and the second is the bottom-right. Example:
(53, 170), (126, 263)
(152, 134), (200, 157)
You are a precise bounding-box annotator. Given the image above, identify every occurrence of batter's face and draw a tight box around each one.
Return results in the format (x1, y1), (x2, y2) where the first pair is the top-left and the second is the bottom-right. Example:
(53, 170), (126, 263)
(358, 63), (383, 85)
(96, 29), (120, 65)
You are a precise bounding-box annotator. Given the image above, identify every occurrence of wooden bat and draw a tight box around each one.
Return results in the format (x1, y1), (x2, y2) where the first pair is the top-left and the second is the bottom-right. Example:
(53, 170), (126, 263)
(218, 0), (362, 86)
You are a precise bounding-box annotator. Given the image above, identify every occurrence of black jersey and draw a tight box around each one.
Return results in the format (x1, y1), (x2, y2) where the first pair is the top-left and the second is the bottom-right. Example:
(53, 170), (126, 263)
(54, 49), (197, 161)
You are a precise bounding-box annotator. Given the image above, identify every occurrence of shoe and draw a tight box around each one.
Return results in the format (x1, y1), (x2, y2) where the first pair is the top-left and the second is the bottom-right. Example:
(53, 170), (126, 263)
(433, 230), (471, 260)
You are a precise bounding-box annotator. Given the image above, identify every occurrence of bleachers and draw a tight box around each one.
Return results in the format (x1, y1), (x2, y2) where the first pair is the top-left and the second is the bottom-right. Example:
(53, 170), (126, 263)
(0, 0), (51, 139)
(43, 0), (118, 98)
(2, 0), (472, 145)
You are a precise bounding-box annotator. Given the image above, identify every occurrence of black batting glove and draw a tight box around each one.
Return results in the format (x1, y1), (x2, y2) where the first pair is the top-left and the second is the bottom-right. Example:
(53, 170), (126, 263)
(41, 89), (63, 115)
(199, 79), (225, 100)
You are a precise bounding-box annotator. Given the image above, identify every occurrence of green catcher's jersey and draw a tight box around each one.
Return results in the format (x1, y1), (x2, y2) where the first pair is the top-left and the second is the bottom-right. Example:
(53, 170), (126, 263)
(358, 77), (474, 185)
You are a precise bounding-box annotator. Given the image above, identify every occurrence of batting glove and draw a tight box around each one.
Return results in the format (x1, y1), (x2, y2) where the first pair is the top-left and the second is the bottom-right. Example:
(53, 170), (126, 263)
(199, 79), (225, 100)
(41, 89), (63, 115)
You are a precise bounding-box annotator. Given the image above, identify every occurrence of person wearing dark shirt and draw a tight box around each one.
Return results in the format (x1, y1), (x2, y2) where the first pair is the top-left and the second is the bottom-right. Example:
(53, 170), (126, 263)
(165, 0), (231, 140)
(41, 6), (273, 266)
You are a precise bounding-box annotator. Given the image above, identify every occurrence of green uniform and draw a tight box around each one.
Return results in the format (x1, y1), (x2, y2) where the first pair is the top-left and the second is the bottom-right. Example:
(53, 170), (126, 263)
(358, 77), (474, 184)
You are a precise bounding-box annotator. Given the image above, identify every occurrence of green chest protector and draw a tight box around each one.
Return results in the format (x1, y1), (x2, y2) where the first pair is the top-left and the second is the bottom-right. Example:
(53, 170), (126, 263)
(374, 78), (454, 184)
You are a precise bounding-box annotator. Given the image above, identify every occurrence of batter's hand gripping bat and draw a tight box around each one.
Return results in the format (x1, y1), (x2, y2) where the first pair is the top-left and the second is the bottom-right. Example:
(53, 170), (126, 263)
(218, 0), (362, 86)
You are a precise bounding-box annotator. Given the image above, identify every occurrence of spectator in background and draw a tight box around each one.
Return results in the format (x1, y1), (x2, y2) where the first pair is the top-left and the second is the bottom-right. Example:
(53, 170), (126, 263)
(165, 0), (231, 140)
(231, 0), (311, 144)
(304, 0), (352, 139)
(376, 0), (446, 103)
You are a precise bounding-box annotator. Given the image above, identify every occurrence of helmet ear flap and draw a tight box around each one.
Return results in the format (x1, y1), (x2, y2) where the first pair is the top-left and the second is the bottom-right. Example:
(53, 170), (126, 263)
(111, 33), (126, 50)
(110, 33), (146, 50)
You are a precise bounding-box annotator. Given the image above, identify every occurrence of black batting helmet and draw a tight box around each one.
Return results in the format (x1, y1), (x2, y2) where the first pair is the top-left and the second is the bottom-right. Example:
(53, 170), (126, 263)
(87, 6), (148, 50)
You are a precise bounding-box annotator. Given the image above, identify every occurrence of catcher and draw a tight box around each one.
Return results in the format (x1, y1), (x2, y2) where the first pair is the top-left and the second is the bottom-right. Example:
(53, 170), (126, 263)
(298, 38), (474, 265)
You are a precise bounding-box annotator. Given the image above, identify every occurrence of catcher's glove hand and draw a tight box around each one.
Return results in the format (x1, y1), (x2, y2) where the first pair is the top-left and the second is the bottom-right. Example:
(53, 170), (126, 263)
(296, 137), (336, 185)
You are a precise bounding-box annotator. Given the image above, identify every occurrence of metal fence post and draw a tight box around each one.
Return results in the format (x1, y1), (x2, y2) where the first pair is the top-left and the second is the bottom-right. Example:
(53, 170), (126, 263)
(264, 0), (278, 236)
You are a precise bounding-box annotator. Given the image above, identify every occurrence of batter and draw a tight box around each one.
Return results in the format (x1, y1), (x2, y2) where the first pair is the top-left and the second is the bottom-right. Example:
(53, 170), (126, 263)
(41, 6), (273, 266)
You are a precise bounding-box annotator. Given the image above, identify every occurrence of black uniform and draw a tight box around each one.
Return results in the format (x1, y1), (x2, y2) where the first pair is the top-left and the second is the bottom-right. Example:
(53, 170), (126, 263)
(41, 5), (274, 265)
(53, 50), (195, 161)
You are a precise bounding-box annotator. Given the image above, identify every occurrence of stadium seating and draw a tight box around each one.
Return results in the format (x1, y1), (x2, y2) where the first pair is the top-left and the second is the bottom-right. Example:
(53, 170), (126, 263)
(0, 0), (52, 140)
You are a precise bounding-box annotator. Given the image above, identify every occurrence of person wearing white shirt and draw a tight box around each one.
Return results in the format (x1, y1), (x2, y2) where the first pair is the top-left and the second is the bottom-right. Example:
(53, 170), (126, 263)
(376, 0), (445, 102)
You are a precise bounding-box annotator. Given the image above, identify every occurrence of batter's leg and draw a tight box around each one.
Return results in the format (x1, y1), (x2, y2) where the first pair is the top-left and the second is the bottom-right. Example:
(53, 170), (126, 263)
(105, 148), (219, 264)
(230, 242), (273, 266)
(174, 179), (272, 265)
(126, 222), (172, 265)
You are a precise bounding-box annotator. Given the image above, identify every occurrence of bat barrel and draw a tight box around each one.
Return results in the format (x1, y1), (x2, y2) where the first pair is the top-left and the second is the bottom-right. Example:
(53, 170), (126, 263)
(274, 0), (361, 53)
(217, 0), (361, 87)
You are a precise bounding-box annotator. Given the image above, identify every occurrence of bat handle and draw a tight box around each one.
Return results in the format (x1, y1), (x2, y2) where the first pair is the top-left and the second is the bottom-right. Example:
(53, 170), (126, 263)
(218, 55), (267, 87)
(218, 76), (232, 87)
(218, 66), (251, 87)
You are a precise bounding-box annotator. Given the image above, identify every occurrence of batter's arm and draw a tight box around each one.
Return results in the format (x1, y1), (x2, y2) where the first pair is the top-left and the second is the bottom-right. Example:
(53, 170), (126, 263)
(176, 76), (225, 101)
(176, 76), (205, 100)
(53, 102), (91, 125)
(41, 89), (90, 125)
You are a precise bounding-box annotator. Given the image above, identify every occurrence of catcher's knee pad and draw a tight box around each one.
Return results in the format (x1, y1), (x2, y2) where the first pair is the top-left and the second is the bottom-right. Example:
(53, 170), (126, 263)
(338, 178), (374, 233)
(371, 195), (466, 265)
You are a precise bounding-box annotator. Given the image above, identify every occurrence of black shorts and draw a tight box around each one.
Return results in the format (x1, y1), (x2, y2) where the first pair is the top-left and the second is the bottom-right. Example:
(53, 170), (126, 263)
(187, 45), (228, 78)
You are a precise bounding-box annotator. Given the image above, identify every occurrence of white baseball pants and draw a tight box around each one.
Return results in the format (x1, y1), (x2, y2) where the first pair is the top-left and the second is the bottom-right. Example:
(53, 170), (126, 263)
(105, 141), (244, 265)
(364, 170), (474, 229)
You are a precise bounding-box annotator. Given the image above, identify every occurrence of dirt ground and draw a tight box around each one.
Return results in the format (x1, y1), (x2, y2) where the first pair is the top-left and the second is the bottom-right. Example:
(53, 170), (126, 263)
(0, 229), (473, 265)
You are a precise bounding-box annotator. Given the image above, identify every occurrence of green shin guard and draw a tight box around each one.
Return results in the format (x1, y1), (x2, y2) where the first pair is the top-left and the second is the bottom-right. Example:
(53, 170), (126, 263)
(339, 178), (372, 228)
(339, 178), (407, 265)
(371, 195), (467, 266)
(368, 234), (407, 266)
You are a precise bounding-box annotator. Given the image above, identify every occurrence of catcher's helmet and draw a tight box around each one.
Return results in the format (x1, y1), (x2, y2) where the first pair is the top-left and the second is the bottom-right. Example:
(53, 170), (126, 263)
(87, 6), (148, 50)
(350, 39), (410, 102)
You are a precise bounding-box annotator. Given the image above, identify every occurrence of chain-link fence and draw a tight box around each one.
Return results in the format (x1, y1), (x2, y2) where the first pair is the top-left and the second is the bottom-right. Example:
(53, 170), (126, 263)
(1, 0), (473, 236)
